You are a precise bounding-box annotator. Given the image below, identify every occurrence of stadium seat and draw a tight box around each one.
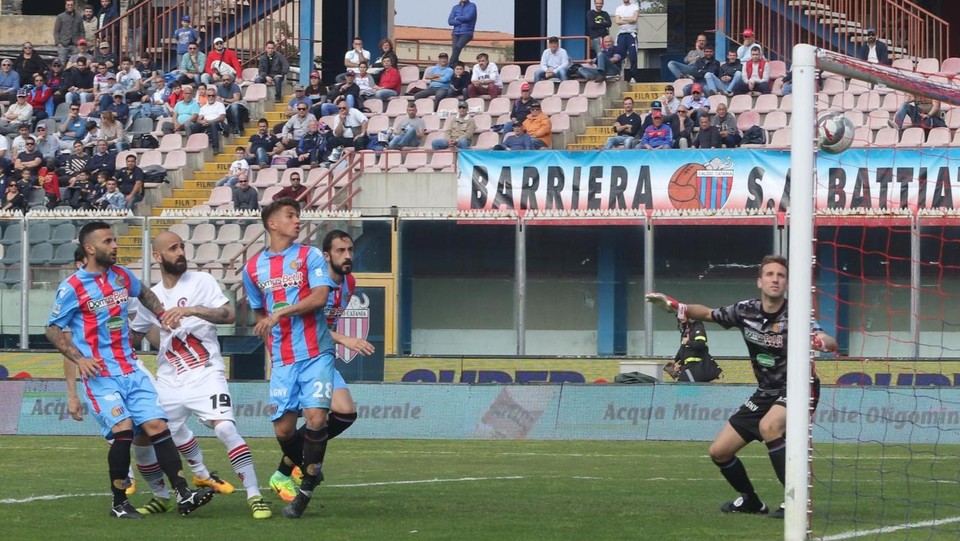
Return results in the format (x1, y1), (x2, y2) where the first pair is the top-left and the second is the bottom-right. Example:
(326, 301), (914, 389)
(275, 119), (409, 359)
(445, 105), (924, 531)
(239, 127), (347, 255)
(727, 94), (752, 114)
(380, 151), (404, 171)
(139, 149), (163, 167)
(436, 97), (460, 115)
(832, 92), (856, 111)
(767, 60), (787, 80)
(523, 65), (538, 83)
(168, 223), (190, 240)
(851, 126), (872, 147)
(27, 222), (51, 245)
(815, 92), (830, 112)
(499, 64), (522, 83)
(472, 114), (492, 132)
(897, 127), (925, 147)
(402, 151), (428, 170)
(78, 102), (95, 117)
(220, 242), (245, 263)
(753, 93), (779, 114)
(466, 97), (485, 113)
(779, 94), (792, 112)
(49, 223), (76, 245)
(892, 58), (915, 71)
(399, 65), (420, 85)
(550, 113), (570, 134)
(582, 81), (606, 99)
(414, 98), (435, 116)
(0, 242), (19, 265)
(385, 98), (409, 118)
(114, 150), (136, 169)
(242, 223), (266, 244)
(473, 131), (500, 150)
(306, 167), (330, 187)
(768, 127), (791, 148)
(556, 80), (580, 99)
(163, 150), (188, 184)
(881, 93), (905, 113)
(762, 111), (788, 132)
(872, 127), (899, 146)
(364, 98), (384, 115)
(360, 151), (381, 172)
(49, 242), (76, 266)
(945, 109), (960, 129)
(916, 58), (940, 74)
(736, 110), (760, 132)
(202, 263), (225, 280)
(530, 81), (554, 100)
(923, 127), (951, 147)
(565, 96), (588, 117)
(259, 186), (283, 204)
(192, 242), (220, 265)
(855, 91), (882, 112)
(673, 78), (693, 95)
(29, 242), (53, 266)
(846, 78), (871, 96)
(241, 67), (259, 83)
(707, 94), (727, 111)
(423, 114), (442, 132)
(367, 114), (390, 136)
(205, 186), (233, 207)
(429, 151), (454, 171)
(821, 77), (845, 96)
(866, 109), (891, 129)
(159, 133), (183, 152)
(540, 96), (562, 115)
(939, 57), (960, 75)
(504, 80), (524, 100)
(191, 223), (216, 244)
(129, 117), (154, 135)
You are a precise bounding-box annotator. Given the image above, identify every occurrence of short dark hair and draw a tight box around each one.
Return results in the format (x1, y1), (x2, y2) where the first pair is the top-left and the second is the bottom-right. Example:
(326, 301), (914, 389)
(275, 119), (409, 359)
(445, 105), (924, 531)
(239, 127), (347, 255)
(476, 53), (488, 61)
(261, 197), (300, 228)
(322, 229), (353, 253)
(266, 40), (276, 46)
(455, 61), (465, 68)
(236, 146), (245, 152)
(438, 52), (448, 58)
(358, 60), (368, 67)
(121, 56), (133, 63)
(759, 254), (788, 276)
(704, 43), (714, 51)
(623, 97), (633, 104)
(73, 244), (86, 264)
(548, 36), (559, 44)
(258, 117), (268, 124)
(78, 221), (111, 247)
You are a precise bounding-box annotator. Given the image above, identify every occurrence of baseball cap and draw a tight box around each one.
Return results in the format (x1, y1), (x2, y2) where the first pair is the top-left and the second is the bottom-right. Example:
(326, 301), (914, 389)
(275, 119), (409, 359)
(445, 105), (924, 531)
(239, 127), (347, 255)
(213, 37), (225, 45)
(743, 28), (754, 37)
(529, 100), (541, 108)
(113, 90), (124, 97)
(520, 82), (531, 91)
(181, 15), (191, 22)
(651, 110), (663, 119)
(100, 41), (110, 49)
(691, 83), (703, 93)
(458, 101), (468, 108)
(51, 59), (62, 67)
(309, 71), (320, 78)
(16, 89), (26, 97)
(77, 38), (87, 46)
(866, 28), (876, 36)
(294, 85), (304, 91)
(650, 100), (663, 109)
(106, 73), (117, 80)
(345, 71), (355, 77)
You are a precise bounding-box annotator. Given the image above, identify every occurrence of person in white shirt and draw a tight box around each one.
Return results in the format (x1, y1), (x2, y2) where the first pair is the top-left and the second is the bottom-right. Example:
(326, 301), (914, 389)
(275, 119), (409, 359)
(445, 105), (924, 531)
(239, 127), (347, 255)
(614, 0), (640, 83)
(197, 87), (227, 152)
(729, 45), (770, 96)
(468, 52), (502, 98)
(338, 36), (370, 83)
(0, 90), (34, 135)
(354, 61), (376, 100)
(534, 37), (570, 82)
(328, 104), (370, 152)
(736, 28), (760, 64)
(216, 147), (251, 187)
(117, 56), (143, 101)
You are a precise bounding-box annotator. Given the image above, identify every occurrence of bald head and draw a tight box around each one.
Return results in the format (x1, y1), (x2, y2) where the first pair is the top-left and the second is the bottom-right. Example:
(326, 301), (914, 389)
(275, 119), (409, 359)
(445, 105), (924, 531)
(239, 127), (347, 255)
(153, 230), (183, 253)
(153, 230), (188, 277)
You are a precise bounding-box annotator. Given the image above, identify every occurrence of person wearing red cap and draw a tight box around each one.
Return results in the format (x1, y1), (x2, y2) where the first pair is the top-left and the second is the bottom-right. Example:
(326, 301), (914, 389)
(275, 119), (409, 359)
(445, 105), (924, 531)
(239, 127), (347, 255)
(55, 0), (85, 64)
(499, 82), (535, 140)
(737, 28), (759, 64)
(257, 40), (290, 102)
(640, 111), (673, 150)
(680, 84), (710, 124)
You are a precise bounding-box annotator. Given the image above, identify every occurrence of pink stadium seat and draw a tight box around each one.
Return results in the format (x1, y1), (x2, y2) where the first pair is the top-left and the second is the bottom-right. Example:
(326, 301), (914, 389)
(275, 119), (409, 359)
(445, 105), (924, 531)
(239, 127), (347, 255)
(403, 151), (429, 170)
(779, 93), (792, 111)
(524, 65), (538, 83)
(565, 96), (589, 117)
(423, 114), (442, 132)
(487, 97), (512, 117)
(466, 97), (485, 112)
(139, 149), (163, 167)
(769, 127), (791, 148)
(206, 186), (233, 207)
(673, 78), (693, 95)
(939, 57), (960, 75)
(892, 58), (915, 71)
(736, 110), (760, 132)
(531, 80), (555, 100)
(897, 127), (925, 147)
(162, 150), (187, 174)
(366, 114), (389, 136)
(241, 67), (259, 83)
(385, 98), (409, 117)
(504, 80), (524, 100)
(762, 111), (788, 132)
(159, 133), (183, 152)
(851, 126), (872, 148)
(185, 133), (209, 152)
(753, 93), (779, 114)
(499, 64), (522, 83)
(429, 151), (454, 169)
(821, 77), (845, 96)
(881, 92), (905, 113)
(414, 98), (435, 116)
(815, 92), (830, 112)
(945, 109), (960, 129)
(556, 80), (580, 99)
(380, 151), (404, 170)
(872, 127), (899, 146)
(582, 81), (606, 99)
(707, 94), (727, 111)
(550, 113), (570, 133)
(360, 151), (381, 172)
(916, 58), (940, 74)
(472, 113), (492, 132)
(473, 132), (500, 150)
(540, 96), (562, 115)
(259, 186), (283, 205)
(846, 78), (871, 96)
(364, 98), (384, 115)
(252, 166), (279, 188)
(436, 97), (460, 114)
(866, 109), (892, 129)
(306, 167), (330, 188)
(832, 92), (856, 111)
(78, 102), (95, 117)
(727, 94), (752, 114)
(399, 65), (420, 85)
(855, 91), (882, 112)
(243, 83), (267, 103)
(114, 150), (136, 169)
(923, 127), (951, 147)
(843, 110), (865, 127)
(767, 60), (787, 80)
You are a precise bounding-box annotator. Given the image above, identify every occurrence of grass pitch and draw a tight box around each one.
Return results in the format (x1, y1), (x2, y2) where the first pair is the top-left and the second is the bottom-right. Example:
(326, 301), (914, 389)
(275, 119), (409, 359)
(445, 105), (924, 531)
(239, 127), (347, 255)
(0, 436), (958, 541)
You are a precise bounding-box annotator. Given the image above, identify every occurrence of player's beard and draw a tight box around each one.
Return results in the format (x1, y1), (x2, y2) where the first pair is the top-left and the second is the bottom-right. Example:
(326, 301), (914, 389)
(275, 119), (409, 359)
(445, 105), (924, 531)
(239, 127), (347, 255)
(94, 248), (115, 268)
(331, 259), (352, 276)
(160, 256), (187, 276)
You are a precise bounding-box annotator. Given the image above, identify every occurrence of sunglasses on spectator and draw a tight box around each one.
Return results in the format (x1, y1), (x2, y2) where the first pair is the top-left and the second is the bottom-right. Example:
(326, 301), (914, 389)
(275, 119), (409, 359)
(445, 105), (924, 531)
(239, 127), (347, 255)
(70, 107), (79, 111)
(338, 106), (348, 110)
(207, 93), (216, 96)
(1, 63), (10, 67)
(37, 127), (46, 130)
(692, 91), (701, 94)
(25, 143), (35, 146)
(297, 107), (307, 111)
(238, 180), (248, 184)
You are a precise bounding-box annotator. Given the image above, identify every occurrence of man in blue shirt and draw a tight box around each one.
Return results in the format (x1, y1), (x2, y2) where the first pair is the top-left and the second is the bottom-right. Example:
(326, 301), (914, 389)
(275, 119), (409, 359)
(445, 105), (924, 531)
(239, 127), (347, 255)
(0, 59), (21, 102)
(447, 0), (477, 66)
(173, 15), (199, 67)
(413, 53), (454, 105)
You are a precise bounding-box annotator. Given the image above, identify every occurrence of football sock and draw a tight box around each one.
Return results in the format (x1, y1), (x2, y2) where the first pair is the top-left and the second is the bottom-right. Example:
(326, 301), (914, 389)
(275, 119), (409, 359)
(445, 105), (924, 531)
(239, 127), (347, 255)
(173, 426), (211, 480)
(215, 422), (260, 498)
(766, 437), (787, 486)
(277, 425), (305, 476)
(108, 430), (134, 506)
(714, 457), (758, 500)
(299, 425), (329, 495)
(133, 443), (169, 498)
(150, 429), (190, 499)
(328, 411), (358, 439)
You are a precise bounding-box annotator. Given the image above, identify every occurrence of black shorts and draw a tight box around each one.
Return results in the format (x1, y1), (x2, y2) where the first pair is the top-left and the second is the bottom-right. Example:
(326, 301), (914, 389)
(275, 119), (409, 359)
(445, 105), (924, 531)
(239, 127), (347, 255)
(728, 377), (821, 443)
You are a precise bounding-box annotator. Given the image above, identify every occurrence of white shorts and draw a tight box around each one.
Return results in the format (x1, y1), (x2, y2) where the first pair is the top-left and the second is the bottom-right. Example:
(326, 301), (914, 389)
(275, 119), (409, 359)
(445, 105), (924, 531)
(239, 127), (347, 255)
(153, 370), (235, 434)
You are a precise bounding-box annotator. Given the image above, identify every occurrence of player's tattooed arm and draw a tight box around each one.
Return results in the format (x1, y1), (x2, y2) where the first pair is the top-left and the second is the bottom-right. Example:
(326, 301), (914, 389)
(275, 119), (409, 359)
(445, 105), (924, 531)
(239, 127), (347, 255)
(47, 324), (101, 378)
(138, 287), (168, 320)
(161, 301), (235, 327)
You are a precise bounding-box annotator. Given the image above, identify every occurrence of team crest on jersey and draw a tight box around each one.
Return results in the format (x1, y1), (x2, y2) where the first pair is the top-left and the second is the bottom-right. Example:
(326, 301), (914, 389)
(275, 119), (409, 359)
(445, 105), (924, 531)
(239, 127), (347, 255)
(289, 260), (302, 271)
(115, 274), (125, 287)
(110, 405), (124, 417)
(336, 293), (370, 363)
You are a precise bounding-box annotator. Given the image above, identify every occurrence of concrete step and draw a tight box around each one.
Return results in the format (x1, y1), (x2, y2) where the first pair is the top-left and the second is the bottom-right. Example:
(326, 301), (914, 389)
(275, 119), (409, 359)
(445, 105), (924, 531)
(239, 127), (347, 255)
(172, 188), (214, 199)
(117, 235), (141, 246)
(183, 179), (218, 189)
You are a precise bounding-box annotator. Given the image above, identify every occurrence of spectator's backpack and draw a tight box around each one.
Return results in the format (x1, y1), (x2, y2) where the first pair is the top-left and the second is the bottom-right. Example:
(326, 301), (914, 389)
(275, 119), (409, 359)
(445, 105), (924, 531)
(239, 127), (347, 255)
(742, 125), (766, 145)
(141, 164), (167, 184)
(131, 133), (159, 149)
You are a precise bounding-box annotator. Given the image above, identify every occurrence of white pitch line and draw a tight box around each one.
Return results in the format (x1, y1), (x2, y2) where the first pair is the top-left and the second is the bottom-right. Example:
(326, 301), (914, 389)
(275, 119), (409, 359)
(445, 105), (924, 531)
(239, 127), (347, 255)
(821, 516), (960, 540)
(0, 493), (109, 504)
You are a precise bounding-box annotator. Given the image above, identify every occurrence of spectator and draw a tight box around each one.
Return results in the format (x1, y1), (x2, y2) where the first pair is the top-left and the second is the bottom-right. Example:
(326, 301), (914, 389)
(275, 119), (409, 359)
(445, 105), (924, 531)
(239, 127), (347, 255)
(63, 56), (95, 106)
(449, 62), (471, 100)
(857, 29), (890, 65)
(203, 37), (241, 85)
(668, 33), (708, 79)
(468, 53), (502, 99)
(48, 60), (67, 105)
(92, 64), (114, 110)
(27, 74), (55, 122)
(0, 90), (34, 135)
(257, 40), (290, 102)
(680, 84), (710, 123)
(66, 39), (93, 69)
(39, 166), (61, 207)
(81, 4), (98, 43)
(712, 103), (741, 147)
(246, 119), (279, 166)
(693, 114), (721, 149)
(658, 85), (681, 117)
(93, 40), (117, 71)
(55, 0), (85, 64)
(34, 125), (61, 161)
(59, 103), (88, 150)
(432, 101), (475, 150)
(534, 37), (570, 82)
(81, 120), (103, 148)
(217, 73), (248, 136)
(354, 61), (376, 102)
(327, 103), (369, 152)
(0, 133), (9, 177)
(705, 50), (742, 97)
(96, 178), (125, 210)
(413, 53), (454, 104)
(578, 35), (624, 82)
(640, 111), (673, 149)
(217, 147), (251, 187)
(286, 120), (327, 167)
(340, 37), (371, 83)
(15, 137), (44, 188)
(57, 140), (89, 182)
(96, 0), (119, 57)
(495, 122), (533, 150)
(273, 170), (310, 202)
(587, 0), (612, 57)
(671, 106), (696, 148)
(373, 57), (402, 99)
(304, 71), (328, 106)
(117, 56), (143, 103)
(70, 169), (103, 208)
(12, 125), (33, 156)
(173, 15), (199, 67)
(231, 176), (258, 210)
(136, 53), (159, 80)
(2, 183), (26, 213)
(614, 0), (640, 83)
(106, 89), (130, 123)
(320, 71), (361, 116)
(522, 101), (552, 150)
(284, 85), (311, 118)
(14, 42), (48, 87)
(166, 80), (184, 108)
(279, 104), (316, 149)
(684, 43), (719, 96)
(891, 94), (944, 130)
(370, 38), (399, 80)
(730, 46), (770, 96)
(736, 28), (759, 64)
(133, 72), (172, 120)
(198, 88), (227, 153)
(161, 85), (199, 136)
(0, 60), (20, 103)
(178, 42), (206, 85)
(84, 139), (114, 177)
(387, 103), (426, 150)
(501, 82), (534, 136)
(114, 153), (144, 208)
(99, 109), (127, 151)
(604, 96), (642, 149)
(448, 0), (477, 66)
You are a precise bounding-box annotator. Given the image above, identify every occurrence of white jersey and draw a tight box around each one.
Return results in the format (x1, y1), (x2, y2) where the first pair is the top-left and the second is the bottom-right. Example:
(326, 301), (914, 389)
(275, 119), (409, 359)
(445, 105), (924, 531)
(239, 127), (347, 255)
(130, 271), (230, 385)
(616, 3), (640, 34)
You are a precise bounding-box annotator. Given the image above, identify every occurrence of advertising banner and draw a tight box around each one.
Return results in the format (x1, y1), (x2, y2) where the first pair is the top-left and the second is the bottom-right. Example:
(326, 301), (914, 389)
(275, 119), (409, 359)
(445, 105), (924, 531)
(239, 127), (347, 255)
(457, 148), (960, 212)
(385, 356), (628, 383)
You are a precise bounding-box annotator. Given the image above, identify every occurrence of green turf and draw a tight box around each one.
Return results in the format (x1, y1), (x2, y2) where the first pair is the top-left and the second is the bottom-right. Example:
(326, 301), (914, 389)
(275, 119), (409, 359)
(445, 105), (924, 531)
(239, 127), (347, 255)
(0, 436), (958, 541)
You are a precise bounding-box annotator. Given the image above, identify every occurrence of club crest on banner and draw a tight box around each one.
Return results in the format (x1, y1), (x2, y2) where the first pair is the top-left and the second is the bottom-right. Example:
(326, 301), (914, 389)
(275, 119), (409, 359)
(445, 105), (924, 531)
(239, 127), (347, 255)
(696, 157), (735, 210)
(336, 293), (370, 363)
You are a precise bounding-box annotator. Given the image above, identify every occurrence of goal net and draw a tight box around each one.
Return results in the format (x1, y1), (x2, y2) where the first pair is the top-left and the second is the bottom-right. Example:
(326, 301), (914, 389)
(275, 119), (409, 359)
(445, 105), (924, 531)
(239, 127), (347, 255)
(788, 45), (960, 541)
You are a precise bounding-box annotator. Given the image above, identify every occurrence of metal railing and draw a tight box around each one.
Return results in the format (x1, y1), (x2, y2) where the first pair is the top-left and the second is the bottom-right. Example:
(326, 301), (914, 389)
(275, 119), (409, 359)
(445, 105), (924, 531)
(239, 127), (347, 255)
(395, 34), (594, 69)
(726, 0), (949, 64)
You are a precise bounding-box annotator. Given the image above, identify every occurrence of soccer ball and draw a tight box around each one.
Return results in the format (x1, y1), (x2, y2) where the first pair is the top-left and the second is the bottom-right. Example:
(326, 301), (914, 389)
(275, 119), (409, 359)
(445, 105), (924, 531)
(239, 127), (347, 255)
(818, 113), (855, 154)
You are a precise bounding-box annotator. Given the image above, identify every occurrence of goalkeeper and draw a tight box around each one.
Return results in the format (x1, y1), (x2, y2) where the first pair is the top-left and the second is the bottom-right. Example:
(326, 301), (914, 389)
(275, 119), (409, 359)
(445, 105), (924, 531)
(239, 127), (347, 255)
(646, 254), (836, 519)
(664, 315), (722, 383)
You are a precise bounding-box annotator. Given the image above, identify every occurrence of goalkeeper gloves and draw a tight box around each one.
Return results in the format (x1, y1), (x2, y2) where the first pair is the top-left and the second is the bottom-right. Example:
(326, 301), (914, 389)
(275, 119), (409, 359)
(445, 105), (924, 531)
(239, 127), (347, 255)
(645, 292), (687, 320)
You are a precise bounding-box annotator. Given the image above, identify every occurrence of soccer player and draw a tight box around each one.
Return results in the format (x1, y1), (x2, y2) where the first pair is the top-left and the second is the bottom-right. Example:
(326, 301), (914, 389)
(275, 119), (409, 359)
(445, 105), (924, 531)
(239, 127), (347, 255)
(242, 198), (339, 519)
(646, 254), (837, 519)
(127, 230), (271, 519)
(46, 221), (215, 518)
(269, 229), (374, 501)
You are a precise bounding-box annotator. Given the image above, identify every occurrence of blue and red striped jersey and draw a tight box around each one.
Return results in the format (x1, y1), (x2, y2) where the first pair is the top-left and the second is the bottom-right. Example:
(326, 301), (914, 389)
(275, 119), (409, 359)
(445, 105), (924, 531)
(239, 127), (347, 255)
(47, 265), (143, 377)
(242, 243), (338, 366)
(324, 273), (355, 330)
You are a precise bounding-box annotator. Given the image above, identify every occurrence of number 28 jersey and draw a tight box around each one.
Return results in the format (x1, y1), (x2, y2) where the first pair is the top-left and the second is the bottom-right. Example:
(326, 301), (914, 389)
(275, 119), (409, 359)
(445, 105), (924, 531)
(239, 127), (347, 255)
(130, 271), (229, 385)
